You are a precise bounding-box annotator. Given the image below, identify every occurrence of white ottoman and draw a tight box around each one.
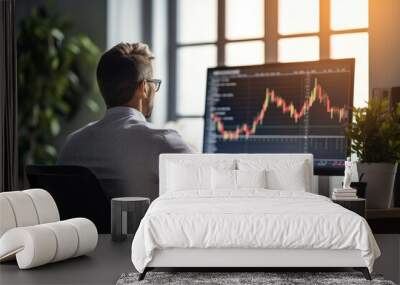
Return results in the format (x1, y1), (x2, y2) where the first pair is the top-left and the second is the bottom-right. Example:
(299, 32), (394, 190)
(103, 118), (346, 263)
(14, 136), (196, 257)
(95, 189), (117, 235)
(0, 189), (98, 269)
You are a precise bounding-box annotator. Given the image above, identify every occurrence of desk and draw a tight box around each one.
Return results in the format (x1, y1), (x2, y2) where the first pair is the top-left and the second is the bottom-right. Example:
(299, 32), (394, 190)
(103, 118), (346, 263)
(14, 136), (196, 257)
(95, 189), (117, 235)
(367, 208), (400, 234)
(366, 208), (400, 284)
(332, 198), (365, 217)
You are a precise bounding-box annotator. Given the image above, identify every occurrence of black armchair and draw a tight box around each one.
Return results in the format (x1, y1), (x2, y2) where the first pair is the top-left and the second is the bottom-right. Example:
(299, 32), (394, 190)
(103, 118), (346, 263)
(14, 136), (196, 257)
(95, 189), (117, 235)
(26, 165), (111, 233)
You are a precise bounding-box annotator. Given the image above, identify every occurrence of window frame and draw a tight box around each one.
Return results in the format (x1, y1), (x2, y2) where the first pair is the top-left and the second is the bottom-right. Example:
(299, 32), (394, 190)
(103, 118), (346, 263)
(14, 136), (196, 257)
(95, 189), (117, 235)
(167, 0), (368, 121)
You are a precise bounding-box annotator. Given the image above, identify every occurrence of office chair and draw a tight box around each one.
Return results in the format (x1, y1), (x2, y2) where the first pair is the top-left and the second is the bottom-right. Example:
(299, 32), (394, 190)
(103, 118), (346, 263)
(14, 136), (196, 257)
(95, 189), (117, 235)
(26, 165), (111, 233)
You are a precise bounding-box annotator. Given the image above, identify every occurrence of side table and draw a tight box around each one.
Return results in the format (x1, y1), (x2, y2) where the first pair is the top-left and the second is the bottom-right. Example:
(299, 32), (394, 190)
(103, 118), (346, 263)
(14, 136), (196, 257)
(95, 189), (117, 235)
(332, 198), (366, 218)
(111, 197), (150, 242)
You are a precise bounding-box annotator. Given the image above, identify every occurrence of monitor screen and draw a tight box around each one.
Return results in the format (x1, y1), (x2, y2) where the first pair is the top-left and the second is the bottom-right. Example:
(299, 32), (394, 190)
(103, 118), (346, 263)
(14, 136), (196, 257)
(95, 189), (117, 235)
(203, 59), (355, 175)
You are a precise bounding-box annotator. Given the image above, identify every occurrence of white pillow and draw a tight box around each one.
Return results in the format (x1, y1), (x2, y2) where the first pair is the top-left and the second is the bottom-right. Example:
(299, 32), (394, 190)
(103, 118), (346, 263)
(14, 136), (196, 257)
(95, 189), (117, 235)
(237, 159), (310, 191)
(236, 169), (267, 189)
(165, 159), (236, 192)
(167, 162), (211, 191)
(211, 169), (268, 191)
(211, 168), (236, 190)
(266, 167), (306, 191)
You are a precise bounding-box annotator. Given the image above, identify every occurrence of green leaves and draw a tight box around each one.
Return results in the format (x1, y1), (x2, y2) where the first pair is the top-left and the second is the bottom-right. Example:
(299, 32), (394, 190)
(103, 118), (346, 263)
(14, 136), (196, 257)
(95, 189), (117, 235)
(18, 6), (100, 167)
(346, 98), (400, 163)
(50, 119), (60, 136)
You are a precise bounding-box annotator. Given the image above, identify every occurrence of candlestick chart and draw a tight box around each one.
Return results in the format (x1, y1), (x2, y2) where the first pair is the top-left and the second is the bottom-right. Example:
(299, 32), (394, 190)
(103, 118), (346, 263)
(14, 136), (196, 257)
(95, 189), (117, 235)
(211, 78), (349, 140)
(203, 60), (355, 174)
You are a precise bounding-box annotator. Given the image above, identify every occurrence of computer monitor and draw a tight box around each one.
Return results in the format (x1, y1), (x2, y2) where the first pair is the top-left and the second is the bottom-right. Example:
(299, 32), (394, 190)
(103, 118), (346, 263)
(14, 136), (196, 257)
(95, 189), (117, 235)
(203, 59), (355, 176)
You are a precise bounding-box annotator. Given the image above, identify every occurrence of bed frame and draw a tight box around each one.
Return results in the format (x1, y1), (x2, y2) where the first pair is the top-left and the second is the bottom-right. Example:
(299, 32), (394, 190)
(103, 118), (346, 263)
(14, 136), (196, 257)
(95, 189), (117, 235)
(139, 248), (371, 280)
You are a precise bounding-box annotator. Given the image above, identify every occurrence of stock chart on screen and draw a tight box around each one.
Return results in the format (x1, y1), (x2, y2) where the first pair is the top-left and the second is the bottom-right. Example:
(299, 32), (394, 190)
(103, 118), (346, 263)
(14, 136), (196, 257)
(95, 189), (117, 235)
(203, 59), (355, 175)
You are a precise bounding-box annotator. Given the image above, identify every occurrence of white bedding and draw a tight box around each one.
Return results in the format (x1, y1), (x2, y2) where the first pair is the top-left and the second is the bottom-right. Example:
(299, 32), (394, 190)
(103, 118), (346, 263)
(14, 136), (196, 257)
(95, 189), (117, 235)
(131, 190), (380, 273)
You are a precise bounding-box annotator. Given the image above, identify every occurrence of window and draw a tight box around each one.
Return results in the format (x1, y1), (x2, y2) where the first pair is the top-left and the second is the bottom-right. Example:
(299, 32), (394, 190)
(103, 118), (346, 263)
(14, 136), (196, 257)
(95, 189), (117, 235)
(329, 0), (369, 107)
(169, 0), (369, 117)
(174, 0), (218, 117)
(277, 0), (368, 107)
(277, 0), (320, 63)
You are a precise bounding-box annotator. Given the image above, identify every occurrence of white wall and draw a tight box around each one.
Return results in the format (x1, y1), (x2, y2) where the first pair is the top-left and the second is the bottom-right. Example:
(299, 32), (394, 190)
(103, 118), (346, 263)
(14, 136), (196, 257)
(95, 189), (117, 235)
(107, 0), (142, 49)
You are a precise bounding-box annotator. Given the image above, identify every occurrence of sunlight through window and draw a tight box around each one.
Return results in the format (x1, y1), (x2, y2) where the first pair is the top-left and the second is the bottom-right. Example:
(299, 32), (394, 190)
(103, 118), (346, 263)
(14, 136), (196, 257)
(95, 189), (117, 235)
(331, 0), (368, 30)
(177, 0), (217, 44)
(278, 0), (319, 35)
(177, 45), (217, 115)
(174, 0), (369, 117)
(226, 0), (264, 40)
(331, 33), (369, 107)
(225, 41), (265, 66)
(278, 36), (319, 62)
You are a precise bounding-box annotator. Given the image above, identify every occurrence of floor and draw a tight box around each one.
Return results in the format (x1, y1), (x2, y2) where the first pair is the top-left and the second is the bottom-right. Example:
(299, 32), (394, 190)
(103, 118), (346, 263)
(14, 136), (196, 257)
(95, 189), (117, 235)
(373, 234), (400, 284)
(0, 235), (134, 285)
(1, 234), (398, 285)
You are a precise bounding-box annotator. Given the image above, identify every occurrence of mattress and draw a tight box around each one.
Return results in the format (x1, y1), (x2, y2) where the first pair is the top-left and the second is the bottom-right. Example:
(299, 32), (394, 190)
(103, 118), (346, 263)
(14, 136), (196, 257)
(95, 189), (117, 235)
(131, 190), (380, 273)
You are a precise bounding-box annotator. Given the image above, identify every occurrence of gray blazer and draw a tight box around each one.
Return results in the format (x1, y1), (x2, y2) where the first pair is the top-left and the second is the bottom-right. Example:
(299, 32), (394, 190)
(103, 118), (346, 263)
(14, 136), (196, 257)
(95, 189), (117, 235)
(57, 107), (192, 200)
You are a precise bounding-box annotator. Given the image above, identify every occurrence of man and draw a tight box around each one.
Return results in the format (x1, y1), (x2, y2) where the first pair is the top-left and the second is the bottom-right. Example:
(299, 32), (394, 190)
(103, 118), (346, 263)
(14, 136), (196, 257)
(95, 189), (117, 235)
(58, 43), (192, 201)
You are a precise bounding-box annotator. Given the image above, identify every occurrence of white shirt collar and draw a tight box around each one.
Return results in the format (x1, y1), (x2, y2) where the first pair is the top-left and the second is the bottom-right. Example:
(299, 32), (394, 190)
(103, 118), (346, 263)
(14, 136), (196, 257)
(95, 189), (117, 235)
(105, 106), (146, 122)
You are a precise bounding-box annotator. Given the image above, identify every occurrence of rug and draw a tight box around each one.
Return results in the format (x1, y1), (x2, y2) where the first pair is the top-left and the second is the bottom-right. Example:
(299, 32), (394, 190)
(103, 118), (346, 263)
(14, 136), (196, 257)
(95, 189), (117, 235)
(116, 271), (396, 285)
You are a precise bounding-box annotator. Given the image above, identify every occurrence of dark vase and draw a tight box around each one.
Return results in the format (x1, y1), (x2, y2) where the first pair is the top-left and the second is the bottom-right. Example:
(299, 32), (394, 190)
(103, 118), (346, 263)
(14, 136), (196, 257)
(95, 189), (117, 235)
(350, 182), (367, 199)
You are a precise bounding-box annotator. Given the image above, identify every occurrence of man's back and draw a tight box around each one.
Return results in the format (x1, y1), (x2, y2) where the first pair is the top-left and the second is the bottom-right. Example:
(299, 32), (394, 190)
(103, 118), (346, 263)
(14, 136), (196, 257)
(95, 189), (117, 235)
(58, 107), (192, 200)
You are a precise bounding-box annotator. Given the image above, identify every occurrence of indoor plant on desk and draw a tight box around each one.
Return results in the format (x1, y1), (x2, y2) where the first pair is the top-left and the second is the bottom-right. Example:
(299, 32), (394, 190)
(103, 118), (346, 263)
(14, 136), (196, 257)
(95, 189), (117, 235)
(346, 98), (400, 208)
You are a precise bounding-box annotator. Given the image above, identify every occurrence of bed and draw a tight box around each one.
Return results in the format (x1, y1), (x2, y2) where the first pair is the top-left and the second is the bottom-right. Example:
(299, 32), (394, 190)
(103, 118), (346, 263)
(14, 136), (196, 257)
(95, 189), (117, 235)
(131, 154), (380, 280)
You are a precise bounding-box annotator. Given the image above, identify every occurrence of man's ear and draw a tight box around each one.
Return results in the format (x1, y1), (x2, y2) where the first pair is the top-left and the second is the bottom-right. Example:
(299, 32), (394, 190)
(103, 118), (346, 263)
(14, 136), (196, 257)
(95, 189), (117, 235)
(137, 80), (148, 99)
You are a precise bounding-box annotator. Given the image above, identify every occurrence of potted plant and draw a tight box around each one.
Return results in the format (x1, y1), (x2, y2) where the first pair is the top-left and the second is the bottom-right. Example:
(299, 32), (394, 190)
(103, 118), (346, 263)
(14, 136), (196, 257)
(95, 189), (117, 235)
(17, 7), (100, 178)
(346, 97), (400, 208)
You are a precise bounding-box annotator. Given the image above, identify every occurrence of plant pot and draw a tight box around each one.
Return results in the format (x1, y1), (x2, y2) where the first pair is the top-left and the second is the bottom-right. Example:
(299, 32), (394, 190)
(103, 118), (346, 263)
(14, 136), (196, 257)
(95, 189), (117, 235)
(357, 162), (398, 209)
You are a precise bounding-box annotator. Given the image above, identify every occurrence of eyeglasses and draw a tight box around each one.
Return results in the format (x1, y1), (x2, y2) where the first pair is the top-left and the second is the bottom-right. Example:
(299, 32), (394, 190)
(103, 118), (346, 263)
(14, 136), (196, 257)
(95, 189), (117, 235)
(146, 79), (162, 92)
